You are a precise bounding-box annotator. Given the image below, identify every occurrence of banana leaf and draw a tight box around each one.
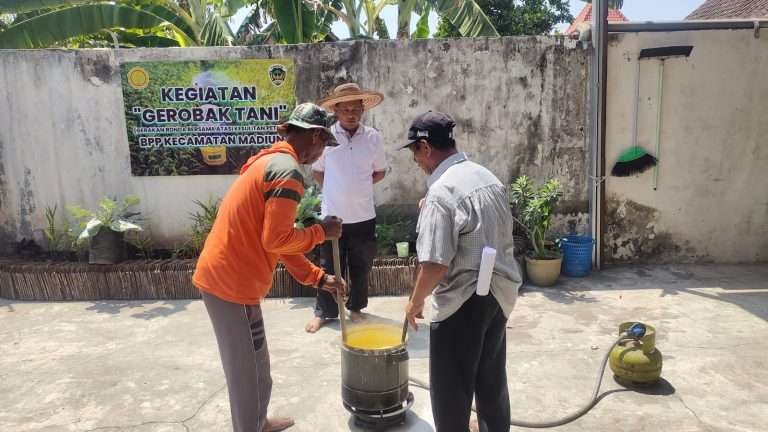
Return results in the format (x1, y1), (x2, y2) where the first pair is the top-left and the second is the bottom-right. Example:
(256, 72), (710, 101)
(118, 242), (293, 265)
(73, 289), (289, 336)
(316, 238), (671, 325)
(430, 0), (499, 37)
(0, 0), (89, 14)
(0, 4), (177, 48)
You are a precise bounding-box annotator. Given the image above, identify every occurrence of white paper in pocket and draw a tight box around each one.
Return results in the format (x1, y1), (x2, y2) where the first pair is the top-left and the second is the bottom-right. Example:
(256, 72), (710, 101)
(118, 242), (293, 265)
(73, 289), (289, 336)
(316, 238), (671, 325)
(476, 247), (496, 296)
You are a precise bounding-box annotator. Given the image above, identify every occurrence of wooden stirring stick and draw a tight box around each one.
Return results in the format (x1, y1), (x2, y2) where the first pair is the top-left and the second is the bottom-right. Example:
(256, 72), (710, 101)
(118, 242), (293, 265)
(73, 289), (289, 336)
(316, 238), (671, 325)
(332, 239), (347, 343)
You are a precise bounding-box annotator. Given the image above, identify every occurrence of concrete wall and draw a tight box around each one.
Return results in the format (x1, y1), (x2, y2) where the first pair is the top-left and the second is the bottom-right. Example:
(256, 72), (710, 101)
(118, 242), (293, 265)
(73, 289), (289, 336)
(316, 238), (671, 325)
(605, 30), (768, 263)
(0, 38), (589, 251)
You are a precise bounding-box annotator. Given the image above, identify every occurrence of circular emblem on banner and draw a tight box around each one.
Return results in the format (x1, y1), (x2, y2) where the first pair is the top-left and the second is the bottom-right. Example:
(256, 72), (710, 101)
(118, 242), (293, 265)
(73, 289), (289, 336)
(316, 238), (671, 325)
(268, 64), (287, 87)
(127, 66), (150, 89)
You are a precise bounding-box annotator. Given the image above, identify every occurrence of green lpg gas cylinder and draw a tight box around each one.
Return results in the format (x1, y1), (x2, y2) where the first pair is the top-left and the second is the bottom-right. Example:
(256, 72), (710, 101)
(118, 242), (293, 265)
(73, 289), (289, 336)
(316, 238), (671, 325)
(609, 322), (663, 385)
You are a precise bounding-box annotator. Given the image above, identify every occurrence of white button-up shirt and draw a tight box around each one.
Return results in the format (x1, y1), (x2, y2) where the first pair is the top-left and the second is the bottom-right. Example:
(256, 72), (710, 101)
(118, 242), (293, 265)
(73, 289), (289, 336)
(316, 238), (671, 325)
(312, 122), (388, 224)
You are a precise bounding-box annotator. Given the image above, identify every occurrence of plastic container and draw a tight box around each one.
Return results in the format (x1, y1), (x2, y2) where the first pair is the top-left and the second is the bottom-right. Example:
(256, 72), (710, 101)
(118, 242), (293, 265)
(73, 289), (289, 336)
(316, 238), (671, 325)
(200, 146), (227, 165)
(396, 242), (409, 258)
(560, 235), (594, 277)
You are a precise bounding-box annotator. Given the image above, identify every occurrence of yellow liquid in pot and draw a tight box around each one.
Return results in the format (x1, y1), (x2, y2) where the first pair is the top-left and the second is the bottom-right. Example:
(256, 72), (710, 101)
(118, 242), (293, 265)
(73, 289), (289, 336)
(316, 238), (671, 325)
(345, 324), (402, 350)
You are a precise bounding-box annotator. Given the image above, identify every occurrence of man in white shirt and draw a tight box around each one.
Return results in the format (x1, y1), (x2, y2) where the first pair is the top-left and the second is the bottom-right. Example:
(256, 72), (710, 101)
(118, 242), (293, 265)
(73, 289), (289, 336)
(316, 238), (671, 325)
(305, 83), (388, 333)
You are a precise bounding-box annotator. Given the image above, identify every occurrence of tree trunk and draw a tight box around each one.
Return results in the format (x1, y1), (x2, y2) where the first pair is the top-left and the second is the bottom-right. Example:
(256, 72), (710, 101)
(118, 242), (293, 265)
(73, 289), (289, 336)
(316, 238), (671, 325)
(397, 0), (417, 39)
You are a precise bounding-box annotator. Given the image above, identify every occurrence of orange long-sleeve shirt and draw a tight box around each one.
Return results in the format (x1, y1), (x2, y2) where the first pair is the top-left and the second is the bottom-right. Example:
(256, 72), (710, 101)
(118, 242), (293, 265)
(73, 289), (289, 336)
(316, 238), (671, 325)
(193, 142), (326, 304)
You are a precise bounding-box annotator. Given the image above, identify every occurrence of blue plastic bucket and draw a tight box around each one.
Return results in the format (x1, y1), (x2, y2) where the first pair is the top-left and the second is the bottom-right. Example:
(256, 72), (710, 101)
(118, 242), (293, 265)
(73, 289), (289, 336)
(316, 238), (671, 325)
(560, 235), (594, 277)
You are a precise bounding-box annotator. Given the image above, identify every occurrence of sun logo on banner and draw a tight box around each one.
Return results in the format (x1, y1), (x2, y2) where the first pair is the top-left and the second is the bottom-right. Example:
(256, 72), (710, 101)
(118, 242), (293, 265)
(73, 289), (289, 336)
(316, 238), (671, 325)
(268, 64), (287, 87)
(127, 66), (150, 89)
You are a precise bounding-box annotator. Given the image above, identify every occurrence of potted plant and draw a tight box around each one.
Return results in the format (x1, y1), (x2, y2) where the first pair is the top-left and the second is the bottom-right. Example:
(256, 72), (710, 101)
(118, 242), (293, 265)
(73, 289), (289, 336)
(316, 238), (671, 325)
(294, 186), (322, 229)
(69, 196), (143, 264)
(510, 176), (563, 286)
(375, 210), (416, 257)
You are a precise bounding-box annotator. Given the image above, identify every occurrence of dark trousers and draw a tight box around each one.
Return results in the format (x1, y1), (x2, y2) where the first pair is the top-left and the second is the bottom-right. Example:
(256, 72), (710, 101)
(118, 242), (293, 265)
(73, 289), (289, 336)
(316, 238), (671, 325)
(314, 218), (376, 318)
(430, 294), (511, 432)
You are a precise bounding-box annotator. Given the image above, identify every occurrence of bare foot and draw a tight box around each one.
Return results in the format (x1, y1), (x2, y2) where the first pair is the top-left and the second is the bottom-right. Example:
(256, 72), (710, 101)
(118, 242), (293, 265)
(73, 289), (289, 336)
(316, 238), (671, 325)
(264, 416), (295, 432)
(305, 317), (328, 333)
(468, 419), (479, 432)
(349, 311), (365, 322)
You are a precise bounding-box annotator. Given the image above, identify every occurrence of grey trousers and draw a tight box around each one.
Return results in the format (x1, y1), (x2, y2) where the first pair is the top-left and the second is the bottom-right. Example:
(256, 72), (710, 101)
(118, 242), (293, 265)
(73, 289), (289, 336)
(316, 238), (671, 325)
(202, 291), (272, 432)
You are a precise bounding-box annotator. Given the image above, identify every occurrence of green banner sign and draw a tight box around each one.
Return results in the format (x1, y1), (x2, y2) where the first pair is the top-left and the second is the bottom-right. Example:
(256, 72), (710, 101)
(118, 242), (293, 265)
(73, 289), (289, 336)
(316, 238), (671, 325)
(121, 59), (295, 176)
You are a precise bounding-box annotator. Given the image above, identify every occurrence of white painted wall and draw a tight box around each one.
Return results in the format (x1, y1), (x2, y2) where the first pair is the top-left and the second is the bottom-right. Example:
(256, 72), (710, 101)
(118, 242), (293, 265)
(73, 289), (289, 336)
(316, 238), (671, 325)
(3, 32), (765, 263)
(0, 50), (235, 249)
(605, 30), (768, 263)
(0, 39), (589, 250)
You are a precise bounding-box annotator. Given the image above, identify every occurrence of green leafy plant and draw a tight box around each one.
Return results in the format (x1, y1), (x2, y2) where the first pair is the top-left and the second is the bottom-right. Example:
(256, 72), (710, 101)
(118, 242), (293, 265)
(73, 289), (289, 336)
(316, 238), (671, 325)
(0, 0), (249, 49)
(434, 0), (571, 38)
(295, 186), (322, 228)
(68, 195), (143, 243)
(375, 223), (396, 254)
(179, 197), (221, 257)
(43, 205), (69, 255)
(375, 209), (417, 256)
(126, 229), (155, 259)
(509, 176), (562, 260)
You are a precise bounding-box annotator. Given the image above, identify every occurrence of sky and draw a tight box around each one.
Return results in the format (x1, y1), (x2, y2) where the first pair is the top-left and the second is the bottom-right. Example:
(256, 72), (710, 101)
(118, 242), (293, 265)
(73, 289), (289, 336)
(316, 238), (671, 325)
(231, 0), (706, 39)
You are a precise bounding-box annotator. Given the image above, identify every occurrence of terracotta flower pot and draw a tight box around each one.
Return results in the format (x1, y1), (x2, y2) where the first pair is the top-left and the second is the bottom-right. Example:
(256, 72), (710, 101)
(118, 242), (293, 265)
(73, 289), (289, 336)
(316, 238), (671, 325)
(525, 255), (562, 287)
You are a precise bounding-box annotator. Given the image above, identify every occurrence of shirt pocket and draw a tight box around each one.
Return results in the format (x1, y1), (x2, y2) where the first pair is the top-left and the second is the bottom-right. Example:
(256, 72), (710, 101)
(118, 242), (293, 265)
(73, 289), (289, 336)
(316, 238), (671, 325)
(351, 144), (376, 174)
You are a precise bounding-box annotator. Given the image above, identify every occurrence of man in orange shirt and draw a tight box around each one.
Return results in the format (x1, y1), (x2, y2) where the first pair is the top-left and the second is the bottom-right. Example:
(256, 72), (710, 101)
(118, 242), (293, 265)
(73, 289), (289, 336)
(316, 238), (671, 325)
(193, 103), (346, 432)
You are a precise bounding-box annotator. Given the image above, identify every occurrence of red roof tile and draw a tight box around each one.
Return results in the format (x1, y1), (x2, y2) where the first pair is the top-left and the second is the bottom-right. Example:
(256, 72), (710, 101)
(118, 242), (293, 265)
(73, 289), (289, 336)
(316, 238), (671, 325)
(566, 4), (629, 35)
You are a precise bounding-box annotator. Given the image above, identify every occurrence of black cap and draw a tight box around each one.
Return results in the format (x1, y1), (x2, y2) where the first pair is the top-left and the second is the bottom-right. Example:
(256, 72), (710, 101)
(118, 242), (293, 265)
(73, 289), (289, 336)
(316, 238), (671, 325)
(403, 111), (456, 149)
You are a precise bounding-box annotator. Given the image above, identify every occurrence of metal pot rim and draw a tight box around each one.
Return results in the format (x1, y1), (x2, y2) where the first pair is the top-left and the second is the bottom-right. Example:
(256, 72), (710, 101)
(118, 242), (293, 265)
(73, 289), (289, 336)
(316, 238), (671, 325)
(342, 342), (407, 354)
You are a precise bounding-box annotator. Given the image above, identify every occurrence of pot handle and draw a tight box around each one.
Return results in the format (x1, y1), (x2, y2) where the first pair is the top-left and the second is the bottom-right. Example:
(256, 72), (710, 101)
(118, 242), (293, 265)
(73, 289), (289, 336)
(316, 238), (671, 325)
(386, 349), (409, 363)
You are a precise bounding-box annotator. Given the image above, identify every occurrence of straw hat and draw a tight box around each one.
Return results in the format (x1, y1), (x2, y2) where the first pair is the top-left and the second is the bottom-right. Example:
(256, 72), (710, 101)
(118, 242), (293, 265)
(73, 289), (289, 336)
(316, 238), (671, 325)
(318, 83), (384, 112)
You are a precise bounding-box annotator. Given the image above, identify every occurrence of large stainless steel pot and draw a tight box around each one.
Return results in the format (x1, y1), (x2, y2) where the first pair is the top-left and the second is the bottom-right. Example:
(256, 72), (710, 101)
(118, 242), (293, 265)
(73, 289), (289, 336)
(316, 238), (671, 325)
(341, 340), (409, 412)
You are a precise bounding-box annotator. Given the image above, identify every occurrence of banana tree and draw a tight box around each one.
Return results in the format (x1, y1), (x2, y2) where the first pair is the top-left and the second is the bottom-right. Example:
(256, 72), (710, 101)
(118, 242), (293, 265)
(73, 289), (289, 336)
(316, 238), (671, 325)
(306, 0), (387, 39)
(309, 0), (497, 40)
(0, 0), (242, 49)
(253, 0), (340, 43)
(396, 0), (498, 39)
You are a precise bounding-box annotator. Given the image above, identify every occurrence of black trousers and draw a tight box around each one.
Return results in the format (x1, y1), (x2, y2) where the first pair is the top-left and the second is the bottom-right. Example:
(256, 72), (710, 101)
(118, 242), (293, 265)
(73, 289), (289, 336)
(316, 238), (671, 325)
(430, 294), (510, 432)
(314, 218), (376, 318)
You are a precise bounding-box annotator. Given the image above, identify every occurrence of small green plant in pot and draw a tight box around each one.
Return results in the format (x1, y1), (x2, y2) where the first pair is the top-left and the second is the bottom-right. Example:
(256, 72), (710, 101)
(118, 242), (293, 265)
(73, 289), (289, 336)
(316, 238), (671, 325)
(510, 176), (563, 286)
(294, 186), (322, 229)
(69, 196), (143, 264)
